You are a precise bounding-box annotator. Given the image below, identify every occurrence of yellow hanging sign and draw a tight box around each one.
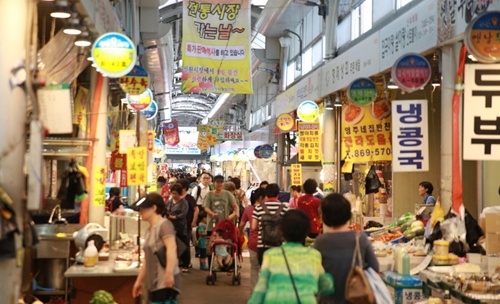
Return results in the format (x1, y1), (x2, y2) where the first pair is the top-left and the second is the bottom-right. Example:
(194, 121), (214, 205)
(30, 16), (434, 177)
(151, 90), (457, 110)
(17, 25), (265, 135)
(93, 166), (107, 206)
(127, 147), (148, 185)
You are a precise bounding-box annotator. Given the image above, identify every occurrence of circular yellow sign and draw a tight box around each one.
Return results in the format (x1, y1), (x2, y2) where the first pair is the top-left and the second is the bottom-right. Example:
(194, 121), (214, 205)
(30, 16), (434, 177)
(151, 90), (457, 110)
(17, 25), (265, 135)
(119, 65), (149, 95)
(297, 100), (319, 122)
(91, 32), (137, 78)
(276, 113), (295, 131)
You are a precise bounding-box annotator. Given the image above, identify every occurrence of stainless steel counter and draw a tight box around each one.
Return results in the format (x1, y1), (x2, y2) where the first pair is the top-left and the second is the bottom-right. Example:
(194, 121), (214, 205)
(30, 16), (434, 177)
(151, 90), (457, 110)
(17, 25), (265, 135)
(65, 260), (140, 278)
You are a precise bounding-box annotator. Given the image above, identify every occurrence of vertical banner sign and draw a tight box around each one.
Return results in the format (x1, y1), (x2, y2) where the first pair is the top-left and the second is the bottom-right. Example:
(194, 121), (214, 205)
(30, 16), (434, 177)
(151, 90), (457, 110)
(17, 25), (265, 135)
(197, 125), (210, 150)
(127, 147), (148, 185)
(73, 86), (89, 136)
(182, 0), (252, 94)
(341, 100), (392, 162)
(392, 100), (429, 172)
(147, 130), (155, 151)
(120, 169), (128, 187)
(163, 121), (180, 147)
(464, 64), (500, 160)
(291, 164), (302, 186)
(93, 166), (107, 206)
(298, 122), (322, 162)
(208, 119), (224, 145)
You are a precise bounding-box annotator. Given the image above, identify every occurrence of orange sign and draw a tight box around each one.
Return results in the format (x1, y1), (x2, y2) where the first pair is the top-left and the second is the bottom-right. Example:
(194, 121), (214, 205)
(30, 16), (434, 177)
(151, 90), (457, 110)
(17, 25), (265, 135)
(291, 164), (302, 186)
(276, 113), (295, 131)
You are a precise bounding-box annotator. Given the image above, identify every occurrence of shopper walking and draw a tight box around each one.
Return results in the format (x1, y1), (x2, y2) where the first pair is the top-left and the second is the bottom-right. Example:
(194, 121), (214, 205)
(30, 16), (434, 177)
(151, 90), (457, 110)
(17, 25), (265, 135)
(203, 175), (239, 233)
(252, 183), (289, 265)
(248, 209), (334, 303)
(239, 187), (265, 292)
(178, 178), (199, 270)
(297, 179), (322, 239)
(165, 183), (190, 272)
(314, 193), (379, 304)
(232, 177), (249, 218)
(132, 193), (181, 303)
(192, 172), (212, 208)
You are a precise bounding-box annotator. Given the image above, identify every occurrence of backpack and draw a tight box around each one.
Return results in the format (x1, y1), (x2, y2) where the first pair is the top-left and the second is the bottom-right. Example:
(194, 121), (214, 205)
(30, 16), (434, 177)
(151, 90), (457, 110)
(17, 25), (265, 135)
(193, 185), (202, 203)
(260, 203), (286, 247)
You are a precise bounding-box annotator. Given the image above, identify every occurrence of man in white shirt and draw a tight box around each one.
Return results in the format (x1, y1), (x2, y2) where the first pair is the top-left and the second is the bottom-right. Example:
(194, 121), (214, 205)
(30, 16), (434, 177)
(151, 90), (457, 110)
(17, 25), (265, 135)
(192, 172), (212, 207)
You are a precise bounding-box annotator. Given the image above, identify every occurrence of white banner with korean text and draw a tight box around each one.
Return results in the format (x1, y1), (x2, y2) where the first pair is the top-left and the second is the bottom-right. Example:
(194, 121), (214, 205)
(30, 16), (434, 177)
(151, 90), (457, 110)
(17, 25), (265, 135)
(464, 64), (500, 160)
(392, 100), (429, 172)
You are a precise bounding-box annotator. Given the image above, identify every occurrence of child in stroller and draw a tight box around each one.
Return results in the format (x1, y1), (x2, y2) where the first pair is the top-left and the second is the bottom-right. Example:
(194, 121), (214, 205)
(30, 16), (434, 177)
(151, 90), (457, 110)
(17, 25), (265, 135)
(206, 219), (242, 285)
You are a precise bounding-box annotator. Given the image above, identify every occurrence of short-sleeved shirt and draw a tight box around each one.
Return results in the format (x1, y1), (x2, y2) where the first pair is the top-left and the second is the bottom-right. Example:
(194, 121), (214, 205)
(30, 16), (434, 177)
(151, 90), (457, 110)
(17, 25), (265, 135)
(165, 198), (189, 236)
(197, 223), (207, 249)
(203, 190), (236, 229)
(106, 196), (123, 212)
(184, 194), (197, 229)
(241, 206), (258, 252)
(192, 184), (211, 207)
(215, 243), (229, 257)
(143, 219), (181, 293)
(423, 194), (436, 205)
(297, 194), (322, 234)
(253, 200), (289, 248)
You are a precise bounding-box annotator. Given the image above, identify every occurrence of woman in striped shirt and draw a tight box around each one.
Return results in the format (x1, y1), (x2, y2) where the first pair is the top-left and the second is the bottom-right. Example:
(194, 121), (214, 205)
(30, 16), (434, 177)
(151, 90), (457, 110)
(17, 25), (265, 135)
(248, 209), (334, 303)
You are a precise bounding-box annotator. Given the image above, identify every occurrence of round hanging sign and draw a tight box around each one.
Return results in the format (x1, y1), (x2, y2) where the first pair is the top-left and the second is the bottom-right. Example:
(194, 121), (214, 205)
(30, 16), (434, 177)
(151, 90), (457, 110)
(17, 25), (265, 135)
(347, 78), (377, 106)
(276, 113), (295, 131)
(465, 11), (500, 63)
(297, 100), (319, 122)
(119, 65), (150, 95)
(91, 32), (137, 78)
(152, 138), (164, 158)
(143, 100), (158, 120)
(391, 53), (431, 92)
(254, 145), (263, 159)
(128, 88), (152, 111)
(259, 144), (274, 159)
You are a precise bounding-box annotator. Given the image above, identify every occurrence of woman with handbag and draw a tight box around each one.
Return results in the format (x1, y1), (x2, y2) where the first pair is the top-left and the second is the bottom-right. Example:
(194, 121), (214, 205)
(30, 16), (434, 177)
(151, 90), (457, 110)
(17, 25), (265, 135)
(314, 193), (379, 304)
(132, 193), (181, 303)
(165, 183), (190, 272)
(248, 209), (334, 303)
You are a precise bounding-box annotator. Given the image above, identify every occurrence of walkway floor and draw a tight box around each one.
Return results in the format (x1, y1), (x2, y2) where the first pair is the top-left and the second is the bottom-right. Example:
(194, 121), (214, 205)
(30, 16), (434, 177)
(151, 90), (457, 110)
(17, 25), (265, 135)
(177, 250), (252, 304)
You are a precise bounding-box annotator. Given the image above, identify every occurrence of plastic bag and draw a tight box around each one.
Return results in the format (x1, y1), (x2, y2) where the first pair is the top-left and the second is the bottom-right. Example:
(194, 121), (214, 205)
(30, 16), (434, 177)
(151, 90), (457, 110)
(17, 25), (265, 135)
(365, 166), (381, 194)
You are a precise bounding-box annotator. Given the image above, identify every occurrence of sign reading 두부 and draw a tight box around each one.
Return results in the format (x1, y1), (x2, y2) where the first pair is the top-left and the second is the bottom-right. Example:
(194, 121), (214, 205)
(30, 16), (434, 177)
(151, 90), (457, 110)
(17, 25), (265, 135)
(392, 100), (429, 172)
(464, 64), (500, 160)
(181, 0), (252, 94)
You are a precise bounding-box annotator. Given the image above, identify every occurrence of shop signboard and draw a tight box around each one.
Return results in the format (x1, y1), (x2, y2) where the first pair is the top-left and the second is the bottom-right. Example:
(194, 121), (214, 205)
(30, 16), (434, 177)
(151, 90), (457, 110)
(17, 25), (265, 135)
(254, 145), (263, 159)
(91, 32), (137, 78)
(38, 83), (73, 134)
(297, 100), (320, 122)
(275, 113), (296, 132)
(127, 147), (148, 185)
(217, 131), (243, 141)
(197, 125), (210, 150)
(119, 65), (149, 95)
(291, 164), (302, 186)
(93, 166), (107, 206)
(463, 64), (500, 160)
(119, 130), (136, 154)
(437, 0), (500, 45)
(110, 149), (127, 171)
(275, 87), (296, 116)
(464, 11), (500, 63)
(153, 138), (164, 158)
(147, 130), (155, 151)
(391, 53), (432, 93)
(142, 100), (158, 120)
(298, 122), (322, 162)
(128, 88), (152, 111)
(347, 78), (378, 106)
(164, 127), (201, 155)
(341, 100), (392, 162)
(379, 0), (437, 70)
(120, 169), (128, 187)
(259, 144), (274, 159)
(392, 100), (429, 172)
(322, 33), (379, 96)
(294, 69), (323, 106)
(181, 0), (253, 94)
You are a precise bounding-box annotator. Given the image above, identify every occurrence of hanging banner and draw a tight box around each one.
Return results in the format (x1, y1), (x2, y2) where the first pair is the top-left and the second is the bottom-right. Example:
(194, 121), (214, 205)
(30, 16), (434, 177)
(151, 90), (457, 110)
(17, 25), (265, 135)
(73, 86), (89, 136)
(291, 164), (302, 186)
(153, 138), (165, 158)
(341, 100), (392, 162)
(120, 169), (128, 187)
(147, 130), (155, 151)
(110, 149), (127, 171)
(207, 119), (225, 145)
(127, 147), (148, 185)
(163, 121), (180, 147)
(464, 64), (500, 160)
(119, 130), (137, 154)
(181, 0), (252, 94)
(298, 122), (322, 162)
(392, 100), (429, 172)
(93, 166), (107, 207)
(119, 65), (149, 95)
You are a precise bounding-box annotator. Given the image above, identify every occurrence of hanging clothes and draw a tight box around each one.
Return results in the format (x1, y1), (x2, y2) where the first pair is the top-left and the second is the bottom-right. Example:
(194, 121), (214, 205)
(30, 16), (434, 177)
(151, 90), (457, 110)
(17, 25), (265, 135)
(57, 161), (86, 209)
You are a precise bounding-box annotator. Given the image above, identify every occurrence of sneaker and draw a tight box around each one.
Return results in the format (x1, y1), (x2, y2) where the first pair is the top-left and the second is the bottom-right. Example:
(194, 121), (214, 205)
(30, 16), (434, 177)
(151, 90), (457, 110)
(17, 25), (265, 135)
(200, 265), (209, 271)
(182, 268), (189, 273)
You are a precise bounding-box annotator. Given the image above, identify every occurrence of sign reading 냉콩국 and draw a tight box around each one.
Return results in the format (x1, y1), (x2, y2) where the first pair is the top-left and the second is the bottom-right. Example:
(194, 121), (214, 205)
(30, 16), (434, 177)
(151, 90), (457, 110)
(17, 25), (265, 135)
(392, 100), (429, 172)
(92, 32), (137, 78)
(181, 0), (252, 94)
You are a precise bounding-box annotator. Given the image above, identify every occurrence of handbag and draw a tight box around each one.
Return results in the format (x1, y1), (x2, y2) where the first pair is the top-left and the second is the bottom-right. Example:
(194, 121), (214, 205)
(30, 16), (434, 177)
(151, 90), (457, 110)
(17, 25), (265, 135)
(345, 231), (375, 304)
(365, 165), (381, 194)
(282, 247), (301, 304)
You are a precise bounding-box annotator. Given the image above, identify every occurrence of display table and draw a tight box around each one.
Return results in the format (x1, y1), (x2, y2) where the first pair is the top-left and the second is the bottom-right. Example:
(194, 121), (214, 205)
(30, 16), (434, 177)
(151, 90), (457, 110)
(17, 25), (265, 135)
(377, 255), (427, 272)
(65, 261), (140, 304)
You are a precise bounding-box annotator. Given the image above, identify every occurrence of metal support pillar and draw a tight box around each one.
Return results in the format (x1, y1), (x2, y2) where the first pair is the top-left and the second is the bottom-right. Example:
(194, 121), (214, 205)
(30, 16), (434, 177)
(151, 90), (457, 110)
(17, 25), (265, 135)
(322, 98), (336, 194)
(324, 0), (339, 60)
(276, 133), (285, 188)
(335, 102), (343, 193)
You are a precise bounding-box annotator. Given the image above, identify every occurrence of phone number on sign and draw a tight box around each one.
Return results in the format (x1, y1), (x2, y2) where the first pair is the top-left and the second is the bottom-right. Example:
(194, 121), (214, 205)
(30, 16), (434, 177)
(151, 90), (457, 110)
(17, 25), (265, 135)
(352, 148), (392, 158)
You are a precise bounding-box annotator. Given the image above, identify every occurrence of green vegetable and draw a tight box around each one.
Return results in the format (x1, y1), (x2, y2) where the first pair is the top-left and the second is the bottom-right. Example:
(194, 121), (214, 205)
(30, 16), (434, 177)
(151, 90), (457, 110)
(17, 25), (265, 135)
(90, 290), (115, 304)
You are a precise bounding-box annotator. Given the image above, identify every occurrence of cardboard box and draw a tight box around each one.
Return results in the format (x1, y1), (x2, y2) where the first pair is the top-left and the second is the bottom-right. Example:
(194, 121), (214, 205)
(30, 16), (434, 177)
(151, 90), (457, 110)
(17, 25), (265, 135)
(486, 232), (500, 255)
(485, 213), (500, 234)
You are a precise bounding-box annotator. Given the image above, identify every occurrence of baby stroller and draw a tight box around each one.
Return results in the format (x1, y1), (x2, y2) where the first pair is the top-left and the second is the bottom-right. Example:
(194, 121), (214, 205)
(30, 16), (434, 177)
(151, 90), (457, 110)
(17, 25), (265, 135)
(206, 219), (242, 286)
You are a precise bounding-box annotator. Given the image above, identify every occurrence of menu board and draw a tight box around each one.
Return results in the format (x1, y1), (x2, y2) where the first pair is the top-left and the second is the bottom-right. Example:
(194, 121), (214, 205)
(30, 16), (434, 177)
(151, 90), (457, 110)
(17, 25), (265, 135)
(298, 122), (322, 162)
